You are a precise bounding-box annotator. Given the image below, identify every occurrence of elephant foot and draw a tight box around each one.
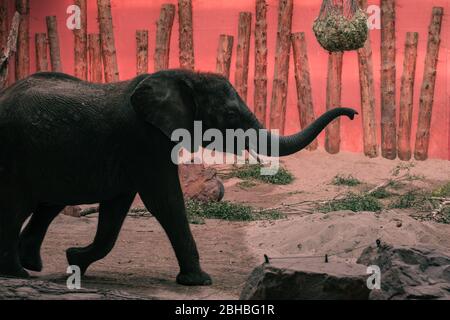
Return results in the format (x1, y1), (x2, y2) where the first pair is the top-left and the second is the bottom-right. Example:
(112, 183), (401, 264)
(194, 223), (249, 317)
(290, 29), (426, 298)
(0, 262), (30, 279)
(176, 270), (212, 286)
(19, 242), (43, 272)
(66, 247), (92, 275)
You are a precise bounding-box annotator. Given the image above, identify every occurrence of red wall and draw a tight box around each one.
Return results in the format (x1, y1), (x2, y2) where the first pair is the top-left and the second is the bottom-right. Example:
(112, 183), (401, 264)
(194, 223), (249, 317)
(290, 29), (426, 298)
(17, 0), (450, 159)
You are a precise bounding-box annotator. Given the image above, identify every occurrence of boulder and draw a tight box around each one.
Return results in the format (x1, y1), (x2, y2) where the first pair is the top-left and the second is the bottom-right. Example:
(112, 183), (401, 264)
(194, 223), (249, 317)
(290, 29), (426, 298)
(357, 243), (450, 300)
(240, 260), (370, 300)
(179, 164), (224, 202)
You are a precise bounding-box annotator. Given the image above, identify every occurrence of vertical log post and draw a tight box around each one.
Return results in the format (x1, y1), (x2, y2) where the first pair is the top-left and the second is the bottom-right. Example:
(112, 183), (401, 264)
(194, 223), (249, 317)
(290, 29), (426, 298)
(154, 4), (175, 72)
(178, 0), (194, 70)
(88, 33), (103, 83)
(136, 30), (148, 75)
(35, 33), (48, 72)
(0, 0), (8, 54)
(357, 0), (378, 158)
(74, 0), (87, 80)
(269, 0), (293, 135)
(15, 0), (30, 80)
(380, 0), (397, 159)
(254, 0), (268, 126)
(324, 52), (343, 154)
(397, 32), (418, 161)
(0, 12), (20, 89)
(234, 12), (252, 102)
(46, 16), (62, 72)
(291, 32), (317, 151)
(97, 0), (119, 82)
(414, 7), (444, 161)
(216, 35), (234, 79)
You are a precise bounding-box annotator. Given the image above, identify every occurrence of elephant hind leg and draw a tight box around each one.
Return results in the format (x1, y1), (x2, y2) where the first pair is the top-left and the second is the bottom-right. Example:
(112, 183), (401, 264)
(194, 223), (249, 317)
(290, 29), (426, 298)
(66, 193), (135, 275)
(19, 205), (65, 272)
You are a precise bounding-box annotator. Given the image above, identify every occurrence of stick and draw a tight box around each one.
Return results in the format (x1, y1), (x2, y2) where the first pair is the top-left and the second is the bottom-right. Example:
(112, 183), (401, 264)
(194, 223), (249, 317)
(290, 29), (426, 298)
(234, 12), (252, 102)
(154, 4), (175, 72)
(357, 0), (378, 158)
(325, 52), (343, 154)
(414, 7), (444, 161)
(269, 0), (293, 135)
(74, 0), (87, 80)
(291, 32), (317, 151)
(88, 33), (103, 83)
(46, 16), (62, 72)
(0, 12), (19, 89)
(35, 33), (48, 72)
(136, 30), (148, 75)
(253, 0), (268, 126)
(15, 0), (29, 80)
(178, 0), (194, 70)
(97, 0), (119, 82)
(380, 0), (396, 159)
(216, 34), (233, 79)
(397, 32), (418, 161)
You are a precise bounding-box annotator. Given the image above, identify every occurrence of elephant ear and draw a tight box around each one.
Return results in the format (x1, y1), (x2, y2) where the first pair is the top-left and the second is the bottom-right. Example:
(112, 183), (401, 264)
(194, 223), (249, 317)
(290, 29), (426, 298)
(130, 75), (196, 139)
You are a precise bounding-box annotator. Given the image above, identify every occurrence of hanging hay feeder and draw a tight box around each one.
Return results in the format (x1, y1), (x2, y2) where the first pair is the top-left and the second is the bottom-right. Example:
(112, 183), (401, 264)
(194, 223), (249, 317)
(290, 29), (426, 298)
(313, 0), (368, 52)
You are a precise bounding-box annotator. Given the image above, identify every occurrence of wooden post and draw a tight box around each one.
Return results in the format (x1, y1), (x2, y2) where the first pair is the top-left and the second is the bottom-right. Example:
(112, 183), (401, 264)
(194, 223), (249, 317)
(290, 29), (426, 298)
(136, 30), (148, 75)
(154, 4), (175, 72)
(35, 33), (48, 72)
(291, 32), (317, 151)
(0, 12), (20, 89)
(97, 0), (119, 82)
(254, 0), (267, 126)
(46, 16), (62, 72)
(234, 12), (252, 102)
(15, 0), (29, 80)
(178, 0), (194, 70)
(88, 33), (103, 83)
(380, 0), (396, 159)
(325, 52), (343, 154)
(397, 32), (418, 161)
(216, 35), (233, 79)
(74, 0), (87, 80)
(414, 7), (444, 161)
(0, 0), (8, 54)
(357, 0), (378, 158)
(269, 0), (293, 135)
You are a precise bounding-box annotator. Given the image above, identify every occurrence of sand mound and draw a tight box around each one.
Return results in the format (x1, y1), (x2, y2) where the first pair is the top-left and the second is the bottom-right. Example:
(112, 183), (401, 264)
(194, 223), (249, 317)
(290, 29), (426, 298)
(246, 210), (450, 263)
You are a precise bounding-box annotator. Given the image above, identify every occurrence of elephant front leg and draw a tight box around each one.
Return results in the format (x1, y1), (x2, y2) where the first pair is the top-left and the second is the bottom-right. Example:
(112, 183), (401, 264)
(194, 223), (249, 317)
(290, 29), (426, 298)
(66, 193), (135, 275)
(139, 166), (212, 286)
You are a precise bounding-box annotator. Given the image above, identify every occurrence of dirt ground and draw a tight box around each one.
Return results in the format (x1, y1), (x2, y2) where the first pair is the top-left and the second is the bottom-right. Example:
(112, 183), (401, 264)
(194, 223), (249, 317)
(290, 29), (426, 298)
(32, 149), (450, 299)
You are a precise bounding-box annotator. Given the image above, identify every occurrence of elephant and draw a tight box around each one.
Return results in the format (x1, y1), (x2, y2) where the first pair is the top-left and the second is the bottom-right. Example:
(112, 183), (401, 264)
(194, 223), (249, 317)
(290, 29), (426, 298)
(0, 69), (357, 285)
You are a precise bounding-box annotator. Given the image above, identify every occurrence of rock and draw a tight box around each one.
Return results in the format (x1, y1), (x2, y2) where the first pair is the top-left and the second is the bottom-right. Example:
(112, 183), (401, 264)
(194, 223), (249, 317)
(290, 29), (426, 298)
(61, 206), (82, 217)
(240, 260), (370, 300)
(0, 277), (147, 300)
(179, 164), (224, 202)
(357, 243), (450, 300)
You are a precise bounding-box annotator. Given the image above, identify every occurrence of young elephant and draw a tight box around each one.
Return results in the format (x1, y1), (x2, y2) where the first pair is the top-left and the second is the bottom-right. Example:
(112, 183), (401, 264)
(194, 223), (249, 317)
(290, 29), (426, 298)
(0, 70), (357, 285)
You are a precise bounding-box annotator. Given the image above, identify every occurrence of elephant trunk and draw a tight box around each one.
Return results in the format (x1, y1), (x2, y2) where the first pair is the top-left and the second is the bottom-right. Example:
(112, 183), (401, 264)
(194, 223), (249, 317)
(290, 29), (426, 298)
(246, 107), (358, 157)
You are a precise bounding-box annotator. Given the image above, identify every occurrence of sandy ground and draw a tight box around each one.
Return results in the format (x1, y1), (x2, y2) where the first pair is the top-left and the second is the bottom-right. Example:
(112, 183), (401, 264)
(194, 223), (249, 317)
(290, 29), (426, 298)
(31, 149), (450, 299)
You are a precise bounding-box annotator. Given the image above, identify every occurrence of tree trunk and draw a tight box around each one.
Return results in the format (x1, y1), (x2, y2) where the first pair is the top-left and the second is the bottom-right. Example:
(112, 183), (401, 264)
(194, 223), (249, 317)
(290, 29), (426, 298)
(154, 3), (175, 72)
(88, 33), (103, 83)
(234, 12), (252, 102)
(0, 12), (19, 89)
(136, 30), (148, 75)
(380, 0), (396, 159)
(291, 32), (317, 151)
(414, 7), (443, 161)
(178, 0), (194, 70)
(74, 0), (87, 80)
(216, 34), (233, 79)
(46, 16), (62, 72)
(35, 33), (48, 72)
(15, 0), (29, 80)
(325, 52), (343, 154)
(269, 0), (293, 135)
(253, 0), (267, 126)
(397, 32), (418, 161)
(97, 0), (119, 82)
(0, 0), (8, 87)
(357, 0), (378, 158)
